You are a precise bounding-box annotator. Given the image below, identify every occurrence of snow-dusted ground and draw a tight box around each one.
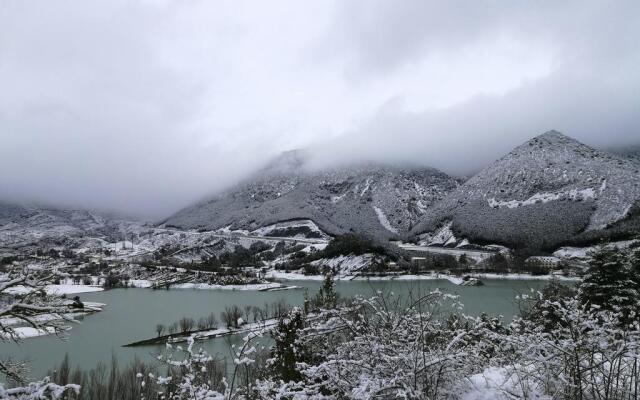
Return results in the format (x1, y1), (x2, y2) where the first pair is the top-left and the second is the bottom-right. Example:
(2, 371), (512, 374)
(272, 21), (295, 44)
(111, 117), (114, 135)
(172, 282), (286, 291)
(466, 272), (580, 282)
(373, 206), (399, 234)
(126, 279), (290, 291)
(45, 284), (104, 295)
(7, 284), (104, 295)
(250, 219), (330, 240)
(421, 221), (456, 246)
(487, 187), (596, 210)
(266, 271), (326, 281)
(398, 243), (494, 262)
(553, 239), (638, 261)
(1, 301), (105, 328)
(310, 254), (373, 276)
(182, 318), (279, 343)
(268, 271), (464, 285)
(0, 301), (105, 340)
(461, 367), (545, 400)
(1, 326), (64, 339)
(267, 270), (580, 285)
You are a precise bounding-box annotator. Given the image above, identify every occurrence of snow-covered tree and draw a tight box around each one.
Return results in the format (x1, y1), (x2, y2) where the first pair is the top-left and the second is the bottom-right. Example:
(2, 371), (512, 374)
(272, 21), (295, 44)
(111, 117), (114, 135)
(579, 246), (640, 323)
(312, 272), (338, 310)
(255, 290), (485, 399)
(269, 307), (308, 383)
(0, 269), (82, 398)
(145, 338), (225, 400)
(497, 293), (640, 399)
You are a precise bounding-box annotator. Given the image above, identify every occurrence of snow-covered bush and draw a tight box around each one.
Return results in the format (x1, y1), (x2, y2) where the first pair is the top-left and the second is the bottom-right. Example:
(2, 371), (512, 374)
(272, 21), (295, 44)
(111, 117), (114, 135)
(495, 294), (640, 399)
(144, 338), (225, 400)
(254, 290), (491, 399)
(0, 269), (83, 398)
(0, 378), (79, 400)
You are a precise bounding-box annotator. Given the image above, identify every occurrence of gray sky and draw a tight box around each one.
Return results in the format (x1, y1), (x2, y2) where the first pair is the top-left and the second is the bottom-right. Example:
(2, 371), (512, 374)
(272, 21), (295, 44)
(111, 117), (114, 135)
(1, 1), (639, 219)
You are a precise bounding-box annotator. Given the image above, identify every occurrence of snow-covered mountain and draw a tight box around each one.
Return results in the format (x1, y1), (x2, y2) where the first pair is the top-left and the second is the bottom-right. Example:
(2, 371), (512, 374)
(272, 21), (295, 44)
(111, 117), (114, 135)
(162, 150), (459, 239)
(0, 202), (142, 251)
(412, 131), (640, 250)
(610, 145), (640, 164)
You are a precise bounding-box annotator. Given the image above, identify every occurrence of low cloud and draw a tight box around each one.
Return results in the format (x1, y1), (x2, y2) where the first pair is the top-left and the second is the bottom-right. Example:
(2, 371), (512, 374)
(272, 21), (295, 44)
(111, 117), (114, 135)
(1, 1), (638, 218)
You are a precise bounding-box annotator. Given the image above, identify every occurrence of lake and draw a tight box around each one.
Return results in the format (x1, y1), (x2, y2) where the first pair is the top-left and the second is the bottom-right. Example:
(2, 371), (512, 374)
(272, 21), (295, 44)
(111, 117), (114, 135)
(2, 279), (548, 380)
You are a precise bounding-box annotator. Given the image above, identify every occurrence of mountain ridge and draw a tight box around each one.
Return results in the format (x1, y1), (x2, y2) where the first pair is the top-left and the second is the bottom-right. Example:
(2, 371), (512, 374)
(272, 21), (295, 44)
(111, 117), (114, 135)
(162, 154), (460, 239)
(412, 130), (640, 250)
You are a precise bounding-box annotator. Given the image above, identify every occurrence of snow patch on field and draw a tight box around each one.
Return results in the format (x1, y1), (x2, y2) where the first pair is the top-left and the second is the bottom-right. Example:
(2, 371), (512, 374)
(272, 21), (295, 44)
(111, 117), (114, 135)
(553, 239), (638, 261)
(128, 279), (287, 291)
(373, 206), (398, 234)
(331, 193), (347, 203)
(171, 282), (285, 291)
(45, 284), (104, 295)
(488, 187), (596, 209)
(268, 271), (579, 284)
(311, 254), (373, 276)
(462, 367), (548, 400)
(7, 284), (104, 295)
(360, 178), (372, 196)
(421, 222), (456, 246)
(467, 273), (580, 282)
(250, 219), (327, 238)
(1, 326), (64, 339)
(266, 271), (326, 281)
(553, 246), (591, 260)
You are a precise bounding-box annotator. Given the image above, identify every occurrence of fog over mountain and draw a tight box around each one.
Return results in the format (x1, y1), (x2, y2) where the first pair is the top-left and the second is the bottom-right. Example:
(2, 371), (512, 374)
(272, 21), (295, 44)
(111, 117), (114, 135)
(1, 1), (639, 218)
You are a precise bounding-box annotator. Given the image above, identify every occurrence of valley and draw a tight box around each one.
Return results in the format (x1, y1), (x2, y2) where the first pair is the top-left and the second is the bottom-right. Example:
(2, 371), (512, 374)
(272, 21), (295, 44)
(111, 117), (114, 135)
(1, 131), (638, 398)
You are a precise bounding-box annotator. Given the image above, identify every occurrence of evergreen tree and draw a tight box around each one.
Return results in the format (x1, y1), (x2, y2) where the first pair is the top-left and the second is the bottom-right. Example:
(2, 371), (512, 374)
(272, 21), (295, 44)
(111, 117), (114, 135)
(270, 307), (307, 382)
(315, 272), (338, 309)
(522, 280), (577, 331)
(629, 243), (640, 288)
(579, 247), (639, 321)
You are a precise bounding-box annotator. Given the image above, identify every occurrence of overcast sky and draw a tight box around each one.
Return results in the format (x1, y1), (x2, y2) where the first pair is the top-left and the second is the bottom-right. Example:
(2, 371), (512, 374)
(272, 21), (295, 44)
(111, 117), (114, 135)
(1, 1), (639, 219)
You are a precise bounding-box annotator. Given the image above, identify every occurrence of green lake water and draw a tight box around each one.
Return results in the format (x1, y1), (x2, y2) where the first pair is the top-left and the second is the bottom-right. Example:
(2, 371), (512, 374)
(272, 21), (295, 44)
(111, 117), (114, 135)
(1, 279), (548, 380)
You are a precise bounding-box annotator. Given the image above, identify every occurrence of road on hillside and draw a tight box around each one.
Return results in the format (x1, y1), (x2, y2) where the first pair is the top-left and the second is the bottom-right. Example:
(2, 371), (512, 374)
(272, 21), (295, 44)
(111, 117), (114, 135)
(208, 232), (329, 245)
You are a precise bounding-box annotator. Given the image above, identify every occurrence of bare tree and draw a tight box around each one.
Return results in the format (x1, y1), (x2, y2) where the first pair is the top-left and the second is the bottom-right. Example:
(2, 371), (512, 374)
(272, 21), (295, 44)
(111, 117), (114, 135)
(205, 312), (218, 329)
(0, 268), (80, 385)
(155, 324), (165, 337)
(243, 305), (252, 323)
(179, 317), (195, 333)
(221, 305), (243, 328)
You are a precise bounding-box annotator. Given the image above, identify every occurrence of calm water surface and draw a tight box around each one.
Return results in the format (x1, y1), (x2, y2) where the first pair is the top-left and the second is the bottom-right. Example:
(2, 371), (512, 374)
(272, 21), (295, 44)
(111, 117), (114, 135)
(2, 279), (547, 379)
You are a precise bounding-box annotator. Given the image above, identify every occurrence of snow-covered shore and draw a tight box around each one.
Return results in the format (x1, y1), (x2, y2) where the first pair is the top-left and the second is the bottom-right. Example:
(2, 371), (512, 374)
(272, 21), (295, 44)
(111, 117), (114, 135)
(466, 272), (580, 282)
(46, 284), (104, 295)
(0, 301), (105, 340)
(126, 279), (293, 291)
(7, 284), (104, 295)
(0, 326), (64, 339)
(267, 270), (580, 285)
(125, 317), (281, 347)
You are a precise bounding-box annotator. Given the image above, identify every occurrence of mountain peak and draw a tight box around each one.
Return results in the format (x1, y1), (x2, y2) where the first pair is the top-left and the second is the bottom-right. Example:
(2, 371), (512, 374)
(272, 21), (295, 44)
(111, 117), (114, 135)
(262, 149), (308, 175)
(538, 129), (566, 139)
(531, 130), (577, 144)
(513, 130), (591, 155)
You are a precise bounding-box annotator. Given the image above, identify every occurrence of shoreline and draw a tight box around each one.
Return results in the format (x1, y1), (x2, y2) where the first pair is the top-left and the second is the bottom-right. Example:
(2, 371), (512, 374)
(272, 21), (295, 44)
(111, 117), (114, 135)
(123, 318), (280, 347)
(0, 301), (105, 339)
(266, 270), (581, 285)
(35, 272), (581, 296)
(125, 280), (295, 291)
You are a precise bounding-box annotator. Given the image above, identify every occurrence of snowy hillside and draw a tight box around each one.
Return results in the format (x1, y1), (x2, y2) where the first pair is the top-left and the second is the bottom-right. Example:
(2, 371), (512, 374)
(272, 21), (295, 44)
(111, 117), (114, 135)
(413, 131), (640, 250)
(162, 150), (459, 239)
(0, 202), (143, 251)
